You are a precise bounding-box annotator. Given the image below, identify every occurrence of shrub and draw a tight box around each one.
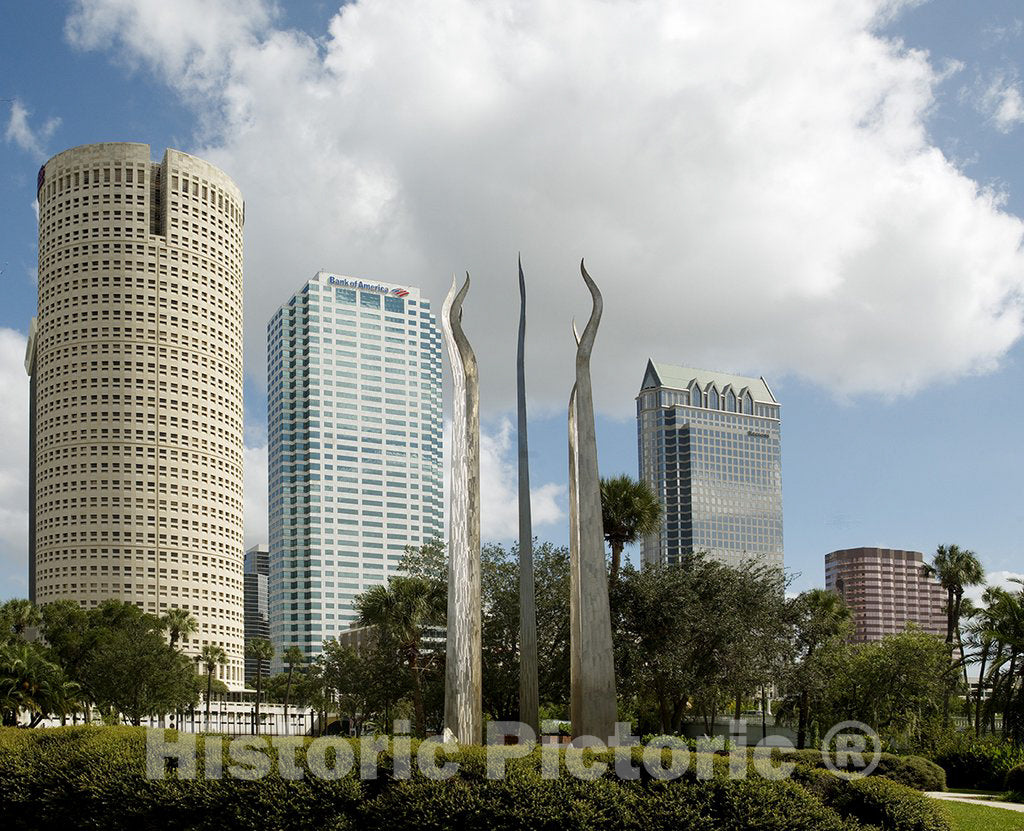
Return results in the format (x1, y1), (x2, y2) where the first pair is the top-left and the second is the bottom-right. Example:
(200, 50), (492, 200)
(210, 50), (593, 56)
(803, 770), (950, 831)
(0, 727), (954, 831)
(1005, 763), (1024, 801)
(873, 754), (946, 791)
(780, 747), (946, 791)
(932, 735), (1024, 790)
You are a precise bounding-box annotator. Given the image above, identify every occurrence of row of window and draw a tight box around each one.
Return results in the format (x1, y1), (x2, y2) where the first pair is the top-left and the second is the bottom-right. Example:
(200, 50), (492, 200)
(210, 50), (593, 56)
(40, 157), (243, 227)
(39, 291), (242, 332)
(39, 269), (242, 313)
(38, 549), (243, 567)
(42, 161), (149, 196)
(37, 475), (241, 501)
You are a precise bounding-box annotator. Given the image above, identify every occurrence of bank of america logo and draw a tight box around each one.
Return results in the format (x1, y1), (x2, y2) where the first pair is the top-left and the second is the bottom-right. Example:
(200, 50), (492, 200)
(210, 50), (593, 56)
(392, 288), (409, 297)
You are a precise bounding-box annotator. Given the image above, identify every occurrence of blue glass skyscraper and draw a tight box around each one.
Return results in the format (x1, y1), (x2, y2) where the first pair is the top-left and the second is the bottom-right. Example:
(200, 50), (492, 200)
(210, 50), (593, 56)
(637, 361), (783, 569)
(267, 273), (444, 661)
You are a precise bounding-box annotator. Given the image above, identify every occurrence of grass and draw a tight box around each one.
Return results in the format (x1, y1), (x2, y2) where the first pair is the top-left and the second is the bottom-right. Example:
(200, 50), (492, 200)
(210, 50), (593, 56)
(938, 800), (1024, 831)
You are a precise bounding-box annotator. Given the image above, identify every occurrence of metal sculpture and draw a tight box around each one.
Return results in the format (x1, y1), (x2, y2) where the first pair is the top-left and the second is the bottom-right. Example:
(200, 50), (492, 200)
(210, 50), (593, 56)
(517, 256), (540, 737)
(442, 272), (482, 745)
(569, 260), (617, 742)
(567, 324), (582, 734)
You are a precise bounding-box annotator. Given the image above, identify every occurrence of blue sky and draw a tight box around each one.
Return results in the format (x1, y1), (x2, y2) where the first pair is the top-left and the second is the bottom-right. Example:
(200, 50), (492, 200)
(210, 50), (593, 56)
(2, 0), (1023, 600)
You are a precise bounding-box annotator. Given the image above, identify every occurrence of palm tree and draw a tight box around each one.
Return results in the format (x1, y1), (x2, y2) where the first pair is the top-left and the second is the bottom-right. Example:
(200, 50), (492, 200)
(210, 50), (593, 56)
(282, 646), (305, 734)
(0, 641), (77, 727)
(966, 586), (1008, 735)
(198, 644), (227, 730)
(981, 582), (1024, 744)
(161, 607), (198, 650)
(246, 638), (274, 734)
(0, 599), (41, 640)
(923, 544), (985, 646)
(924, 544), (984, 724)
(355, 576), (445, 737)
(599, 475), (662, 583)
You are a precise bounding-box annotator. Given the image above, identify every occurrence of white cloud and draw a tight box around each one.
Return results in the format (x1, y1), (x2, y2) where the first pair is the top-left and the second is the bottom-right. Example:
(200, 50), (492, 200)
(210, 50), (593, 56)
(0, 330), (30, 599)
(66, 0), (274, 113)
(442, 417), (566, 543)
(4, 100), (61, 161)
(479, 418), (565, 540)
(64, 0), (1024, 415)
(983, 19), (1024, 43)
(243, 443), (269, 547)
(964, 570), (1024, 607)
(977, 75), (1024, 133)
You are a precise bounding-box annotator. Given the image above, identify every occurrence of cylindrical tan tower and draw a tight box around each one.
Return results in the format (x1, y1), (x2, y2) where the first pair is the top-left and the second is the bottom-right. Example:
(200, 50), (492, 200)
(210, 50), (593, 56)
(30, 143), (246, 689)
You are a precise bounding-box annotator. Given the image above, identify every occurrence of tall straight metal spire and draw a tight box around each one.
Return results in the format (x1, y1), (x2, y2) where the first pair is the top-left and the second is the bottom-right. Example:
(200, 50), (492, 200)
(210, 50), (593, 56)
(516, 255), (539, 736)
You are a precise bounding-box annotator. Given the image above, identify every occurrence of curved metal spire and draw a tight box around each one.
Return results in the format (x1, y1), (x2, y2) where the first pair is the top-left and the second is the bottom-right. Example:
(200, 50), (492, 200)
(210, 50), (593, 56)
(443, 271), (481, 745)
(577, 260), (603, 362)
(569, 258), (616, 743)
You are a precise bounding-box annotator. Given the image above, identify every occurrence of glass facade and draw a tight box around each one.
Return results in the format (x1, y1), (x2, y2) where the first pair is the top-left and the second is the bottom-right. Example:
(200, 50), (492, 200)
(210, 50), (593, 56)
(637, 362), (783, 569)
(266, 273), (444, 664)
(243, 543), (270, 686)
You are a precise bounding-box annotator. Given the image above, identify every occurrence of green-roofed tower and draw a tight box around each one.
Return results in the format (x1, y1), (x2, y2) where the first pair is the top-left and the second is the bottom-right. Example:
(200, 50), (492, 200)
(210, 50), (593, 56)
(636, 360), (783, 569)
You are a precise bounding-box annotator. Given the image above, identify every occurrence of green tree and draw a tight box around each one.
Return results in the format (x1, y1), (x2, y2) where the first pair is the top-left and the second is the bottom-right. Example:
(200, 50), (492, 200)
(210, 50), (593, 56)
(924, 544), (984, 646)
(355, 576), (444, 737)
(924, 544), (985, 723)
(263, 672), (290, 702)
(266, 664), (324, 732)
(37, 599), (200, 725)
(532, 543), (572, 711)
(282, 645), (305, 730)
(783, 588), (852, 748)
(161, 607), (198, 650)
(0, 599), (41, 642)
(806, 627), (949, 747)
(709, 560), (791, 724)
(0, 641), (79, 726)
(397, 539), (447, 586)
(301, 659), (330, 735)
(38, 601), (93, 721)
(611, 561), (707, 733)
(402, 541), (572, 721)
(83, 622), (196, 725)
(478, 546), (521, 720)
(978, 582), (1024, 744)
(199, 644), (228, 730)
(610, 556), (789, 734)
(246, 637), (274, 733)
(599, 475), (662, 584)
(320, 637), (408, 735)
(320, 641), (363, 732)
(38, 601), (90, 669)
(962, 586), (1007, 735)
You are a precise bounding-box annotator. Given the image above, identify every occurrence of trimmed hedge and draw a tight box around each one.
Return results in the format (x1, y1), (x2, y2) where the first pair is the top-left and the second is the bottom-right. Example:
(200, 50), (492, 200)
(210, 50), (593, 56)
(0, 727), (951, 831)
(778, 748), (946, 791)
(799, 768), (950, 831)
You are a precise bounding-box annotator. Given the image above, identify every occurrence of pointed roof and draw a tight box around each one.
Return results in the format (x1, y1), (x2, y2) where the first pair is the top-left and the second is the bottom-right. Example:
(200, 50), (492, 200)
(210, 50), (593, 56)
(639, 359), (777, 403)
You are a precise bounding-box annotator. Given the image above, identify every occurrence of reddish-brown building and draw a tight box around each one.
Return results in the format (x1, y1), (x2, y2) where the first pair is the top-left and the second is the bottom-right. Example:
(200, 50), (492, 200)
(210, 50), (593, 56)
(825, 547), (946, 642)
